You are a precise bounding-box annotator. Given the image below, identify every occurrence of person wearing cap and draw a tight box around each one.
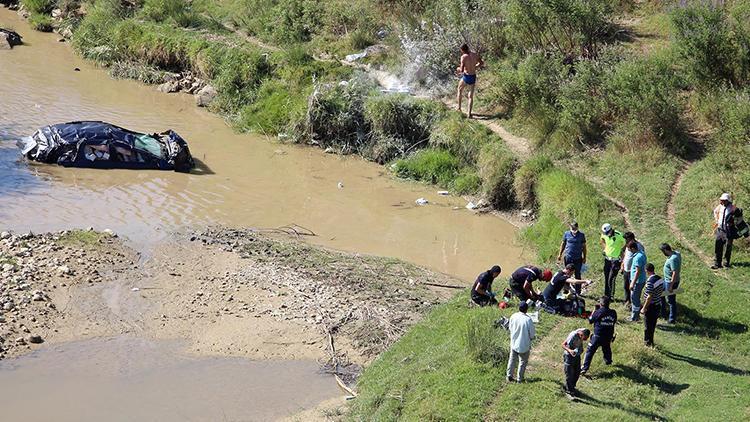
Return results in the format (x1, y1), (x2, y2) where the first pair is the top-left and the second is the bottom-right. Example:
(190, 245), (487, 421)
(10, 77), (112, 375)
(620, 232), (645, 307)
(561, 328), (590, 398)
(471, 265), (502, 306)
(628, 241), (647, 321)
(640, 263), (664, 347)
(507, 301), (535, 383)
(509, 265), (551, 302)
(581, 296), (617, 376)
(557, 221), (587, 294)
(600, 224), (626, 299)
(713, 193), (737, 269)
(542, 264), (592, 314)
(659, 243), (681, 324)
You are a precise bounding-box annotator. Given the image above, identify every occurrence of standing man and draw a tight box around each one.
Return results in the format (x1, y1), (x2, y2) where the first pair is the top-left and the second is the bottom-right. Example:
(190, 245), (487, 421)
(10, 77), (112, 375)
(600, 224), (626, 299)
(713, 193), (737, 269)
(471, 265), (502, 306)
(640, 263), (664, 347)
(509, 265), (552, 302)
(659, 243), (681, 324)
(581, 296), (617, 376)
(542, 264), (591, 314)
(561, 328), (590, 398)
(557, 221), (587, 294)
(456, 43), (483, 119)
(507, 301), (535, 383)
(620, 232), (645, 307)
(628, 241), (647, 322)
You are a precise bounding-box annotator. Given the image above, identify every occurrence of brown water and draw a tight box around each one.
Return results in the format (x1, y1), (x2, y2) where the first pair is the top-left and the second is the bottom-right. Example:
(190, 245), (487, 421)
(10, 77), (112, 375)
(0, 10), (523, 282)
(0, 336), (339, 421)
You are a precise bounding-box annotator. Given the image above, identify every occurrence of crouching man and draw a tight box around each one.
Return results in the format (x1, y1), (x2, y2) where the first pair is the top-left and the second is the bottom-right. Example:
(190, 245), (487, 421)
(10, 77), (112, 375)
(542, 264), (591, 314)
(471, 265), (502, 306)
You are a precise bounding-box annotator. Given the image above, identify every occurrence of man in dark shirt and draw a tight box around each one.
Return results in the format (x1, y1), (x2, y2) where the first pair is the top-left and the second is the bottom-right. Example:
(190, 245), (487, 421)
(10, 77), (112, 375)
(471, 265), (502, 306)
(557, 221), (587, 293)
(509, 266), (552, 302)
(542, 264), (591, 314)
(581, 296), (617, 375)
(640, 263), (664, 347)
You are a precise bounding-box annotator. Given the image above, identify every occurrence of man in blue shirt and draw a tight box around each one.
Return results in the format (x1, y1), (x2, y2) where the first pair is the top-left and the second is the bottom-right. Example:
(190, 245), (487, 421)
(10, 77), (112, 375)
(628, 241), (647, 322)
(557, 221), (587, 294)
(659, 243), (681, 324)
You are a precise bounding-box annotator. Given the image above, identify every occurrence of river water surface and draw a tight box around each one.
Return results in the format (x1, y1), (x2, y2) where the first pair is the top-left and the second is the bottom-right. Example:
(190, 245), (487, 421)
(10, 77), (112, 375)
(1, 8), (524, 420)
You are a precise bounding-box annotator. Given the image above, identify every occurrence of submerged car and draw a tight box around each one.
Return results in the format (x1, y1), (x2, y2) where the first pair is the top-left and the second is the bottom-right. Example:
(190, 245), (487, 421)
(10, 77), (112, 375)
(0, 28), (22, 48)
(18, 121), (195, 172)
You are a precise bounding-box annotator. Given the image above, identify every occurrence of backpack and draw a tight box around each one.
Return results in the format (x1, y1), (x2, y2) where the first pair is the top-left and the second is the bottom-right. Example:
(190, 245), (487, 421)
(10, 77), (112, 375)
(733, 208), (750, 239)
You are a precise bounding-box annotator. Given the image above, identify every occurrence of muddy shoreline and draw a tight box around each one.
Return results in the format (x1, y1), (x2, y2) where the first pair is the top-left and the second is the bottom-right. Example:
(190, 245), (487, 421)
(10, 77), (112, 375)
(1, 227), (459, 370)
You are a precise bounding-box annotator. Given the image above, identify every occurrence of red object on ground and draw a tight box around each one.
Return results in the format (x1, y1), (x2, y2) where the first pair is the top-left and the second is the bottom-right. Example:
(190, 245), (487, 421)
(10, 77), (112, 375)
(499, 301), (508, 309)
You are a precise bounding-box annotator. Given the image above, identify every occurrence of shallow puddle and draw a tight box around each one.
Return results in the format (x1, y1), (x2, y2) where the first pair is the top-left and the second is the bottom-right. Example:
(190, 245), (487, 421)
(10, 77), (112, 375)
(0, 336), (339, 421)
(0, 9), (523, 281)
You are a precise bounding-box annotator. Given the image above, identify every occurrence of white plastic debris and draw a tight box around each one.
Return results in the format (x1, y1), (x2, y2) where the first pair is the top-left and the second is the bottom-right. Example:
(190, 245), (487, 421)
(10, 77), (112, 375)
(131, 287), (140, 292)
(337, 182), (344, 189)
(466, 201), (478, 210)
(344, 51), (367, 62)
(415, 198), (429, 205)
(529, 311), (539, 323)
(437, 190), (450, 196)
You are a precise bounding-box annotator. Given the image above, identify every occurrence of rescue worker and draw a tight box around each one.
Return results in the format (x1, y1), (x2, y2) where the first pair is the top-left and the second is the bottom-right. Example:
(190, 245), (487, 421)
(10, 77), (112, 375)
(600, 224), (626, 299)
(509, 265), (552, 302)
(581, 296), (617, 376)
(471, 265), (502, 306)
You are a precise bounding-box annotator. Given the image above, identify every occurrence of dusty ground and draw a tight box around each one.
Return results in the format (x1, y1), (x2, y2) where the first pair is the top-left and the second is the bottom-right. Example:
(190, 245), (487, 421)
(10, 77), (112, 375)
(0, 226), (462, 419)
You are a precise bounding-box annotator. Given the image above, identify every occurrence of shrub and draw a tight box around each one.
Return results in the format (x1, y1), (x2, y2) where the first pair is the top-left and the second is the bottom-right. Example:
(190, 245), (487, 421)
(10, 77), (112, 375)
(208, 48), (272, 113)
(21, 0), (55, 14)
(478, 143), (518, 210)
(466, 313), (508, 367)
(453, 170), (482, 194)
(393, 149), (461, 187)
(671, 2), (750, 88)
(139, 0), (208, 28)
(72, 0), (126, 61)
(364, 94), (442, 163)
(505, 0), (615, 59)
(604, 53), (687, 154)
(429, 113), (498, 166)
(28, 13), (54, 31)
(237, 80), (308, 135)
(513, 155), (554, 209)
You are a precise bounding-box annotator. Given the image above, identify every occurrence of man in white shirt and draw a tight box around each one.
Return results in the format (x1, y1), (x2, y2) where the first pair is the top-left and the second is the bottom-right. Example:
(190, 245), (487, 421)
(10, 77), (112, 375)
(713, 193), (737, 269)
(507, 301), (535, 383)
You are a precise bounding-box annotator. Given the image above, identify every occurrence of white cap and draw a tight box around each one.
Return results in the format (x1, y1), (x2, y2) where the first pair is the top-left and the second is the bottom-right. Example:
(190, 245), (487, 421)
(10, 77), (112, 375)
(601, 223), (612, 234)
(720, 193), (731, 201)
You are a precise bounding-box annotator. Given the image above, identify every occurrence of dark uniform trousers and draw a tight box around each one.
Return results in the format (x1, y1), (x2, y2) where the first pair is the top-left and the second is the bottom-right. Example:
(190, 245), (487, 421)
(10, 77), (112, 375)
(603, 258), (621, 299)
(644, 304), (661, 346)
(582, 334), (612, 371)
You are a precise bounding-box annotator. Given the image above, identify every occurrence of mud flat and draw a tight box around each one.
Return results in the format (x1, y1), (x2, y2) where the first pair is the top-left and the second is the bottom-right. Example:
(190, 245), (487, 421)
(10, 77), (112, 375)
(0, 227), (463, 420)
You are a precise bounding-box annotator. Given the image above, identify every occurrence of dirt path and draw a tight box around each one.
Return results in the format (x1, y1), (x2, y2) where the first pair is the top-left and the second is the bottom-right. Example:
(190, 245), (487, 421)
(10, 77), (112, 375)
(666, 162), (714, 266)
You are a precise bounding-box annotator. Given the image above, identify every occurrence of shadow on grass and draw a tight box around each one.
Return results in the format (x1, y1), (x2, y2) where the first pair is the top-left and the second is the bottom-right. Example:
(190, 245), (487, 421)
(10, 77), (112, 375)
(596, 364), (690, 395)
(727, 262), (750, 268)
(660, 304), (748, 339)
(554, 382), (665, 420)
(660, 350), (750, 376)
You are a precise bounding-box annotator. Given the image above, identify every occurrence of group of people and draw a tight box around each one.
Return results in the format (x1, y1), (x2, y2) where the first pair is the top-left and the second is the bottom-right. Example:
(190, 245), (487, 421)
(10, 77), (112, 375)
(471, 192), (746, 398)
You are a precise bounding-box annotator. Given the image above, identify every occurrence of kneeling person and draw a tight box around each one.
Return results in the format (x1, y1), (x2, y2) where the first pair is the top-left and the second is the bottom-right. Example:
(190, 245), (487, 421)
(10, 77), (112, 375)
(471, 265), (502, 306)
(509, 265), (551, 302)
(542, 264), (591, 314)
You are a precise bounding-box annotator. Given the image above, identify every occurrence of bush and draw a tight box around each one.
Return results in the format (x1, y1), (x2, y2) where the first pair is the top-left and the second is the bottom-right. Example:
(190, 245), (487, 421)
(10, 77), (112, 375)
(237, 80), (308, 135)
(393, 149), (460, 187)
(671, 2), (750, 88)
(478, 143), (518, 210)
(208, 48), (272, 113)
(604, 53), (687, 153)
(21, 0), (55, 14)
(429, 113), (499, 166)
(72, 0), (126, 61)
(505, 0), (615, 59)
(364, 94), (442, 163)
(513, 155), (554, 209)
(466, 313), (509, 367)
(28, 13), (54, 31)
(139, 0), (209, 28)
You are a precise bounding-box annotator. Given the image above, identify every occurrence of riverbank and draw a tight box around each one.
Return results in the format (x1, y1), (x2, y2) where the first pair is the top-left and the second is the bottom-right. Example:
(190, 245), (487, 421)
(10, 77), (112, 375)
(1, 228), (458, 365)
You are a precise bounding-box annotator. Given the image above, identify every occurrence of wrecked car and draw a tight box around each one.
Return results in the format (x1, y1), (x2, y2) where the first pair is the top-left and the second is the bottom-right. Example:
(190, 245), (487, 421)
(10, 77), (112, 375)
(0, 28), (22, 49)
(18, 121), (195, 172)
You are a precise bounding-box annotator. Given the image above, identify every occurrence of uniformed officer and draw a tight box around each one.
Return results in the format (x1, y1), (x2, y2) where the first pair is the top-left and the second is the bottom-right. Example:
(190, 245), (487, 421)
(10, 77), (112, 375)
(581, 296), (617, 376)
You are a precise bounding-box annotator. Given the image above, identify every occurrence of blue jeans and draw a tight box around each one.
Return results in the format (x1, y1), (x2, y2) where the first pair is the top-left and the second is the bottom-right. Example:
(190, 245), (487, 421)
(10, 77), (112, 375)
(630, 281), (645, 320)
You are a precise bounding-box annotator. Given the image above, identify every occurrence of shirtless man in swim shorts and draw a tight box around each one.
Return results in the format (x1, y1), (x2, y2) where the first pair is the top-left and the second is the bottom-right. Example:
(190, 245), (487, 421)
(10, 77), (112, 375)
(456, 44), (483, 118)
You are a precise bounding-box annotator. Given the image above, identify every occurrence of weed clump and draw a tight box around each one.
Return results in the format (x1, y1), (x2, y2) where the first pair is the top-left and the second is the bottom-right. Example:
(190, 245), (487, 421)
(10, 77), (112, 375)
(513, 155), (554, 209)
(466, 313), (509, 367)
(478, 143), (518, 210)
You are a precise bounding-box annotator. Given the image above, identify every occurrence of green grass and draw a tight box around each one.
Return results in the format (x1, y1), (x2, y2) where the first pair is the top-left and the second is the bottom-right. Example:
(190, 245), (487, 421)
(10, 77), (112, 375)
(57, 230), (110, 246)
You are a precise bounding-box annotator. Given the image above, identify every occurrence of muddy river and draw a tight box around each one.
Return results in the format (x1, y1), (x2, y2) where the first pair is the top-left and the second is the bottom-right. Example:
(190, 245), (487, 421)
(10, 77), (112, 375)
(1, 8), (524, 420)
